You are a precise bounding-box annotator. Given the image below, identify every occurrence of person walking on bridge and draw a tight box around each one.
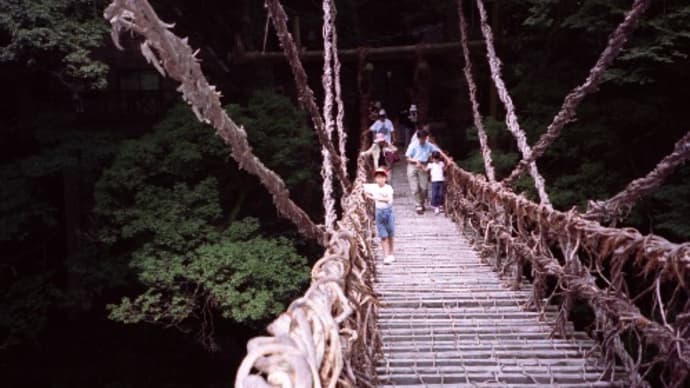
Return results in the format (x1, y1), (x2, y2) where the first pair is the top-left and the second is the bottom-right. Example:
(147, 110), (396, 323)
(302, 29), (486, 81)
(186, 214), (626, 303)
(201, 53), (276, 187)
(365, 168), (396, 264)
(370, 109), (395, 144)
(362, 132), (398, 171)
(405, 129), (439, 214)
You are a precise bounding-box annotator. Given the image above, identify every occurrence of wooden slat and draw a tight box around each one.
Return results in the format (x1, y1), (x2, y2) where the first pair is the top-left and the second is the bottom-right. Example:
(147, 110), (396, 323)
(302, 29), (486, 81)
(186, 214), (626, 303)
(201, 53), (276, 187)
(374, 165), (626, 386)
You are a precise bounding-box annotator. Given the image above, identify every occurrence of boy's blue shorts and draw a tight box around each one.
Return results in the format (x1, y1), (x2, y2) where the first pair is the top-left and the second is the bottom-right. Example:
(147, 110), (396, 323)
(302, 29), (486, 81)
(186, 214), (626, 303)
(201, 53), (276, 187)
(375, 206), (395, 239)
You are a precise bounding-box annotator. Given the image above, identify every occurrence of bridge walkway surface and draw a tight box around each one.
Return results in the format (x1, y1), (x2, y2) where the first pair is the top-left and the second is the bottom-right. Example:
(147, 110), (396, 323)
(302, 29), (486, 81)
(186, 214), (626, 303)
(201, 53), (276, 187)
(374, 164), (624, 387)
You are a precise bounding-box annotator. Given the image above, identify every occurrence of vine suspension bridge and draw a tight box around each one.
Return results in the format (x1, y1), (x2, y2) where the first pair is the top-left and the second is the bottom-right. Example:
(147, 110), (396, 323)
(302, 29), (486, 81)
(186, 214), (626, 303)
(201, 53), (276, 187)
(104, 0), (689, 387)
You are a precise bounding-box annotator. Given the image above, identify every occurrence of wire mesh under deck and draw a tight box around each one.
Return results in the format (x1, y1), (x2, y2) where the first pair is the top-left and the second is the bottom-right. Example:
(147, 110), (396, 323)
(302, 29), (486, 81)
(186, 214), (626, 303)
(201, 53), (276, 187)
(374, 164), (625, 387)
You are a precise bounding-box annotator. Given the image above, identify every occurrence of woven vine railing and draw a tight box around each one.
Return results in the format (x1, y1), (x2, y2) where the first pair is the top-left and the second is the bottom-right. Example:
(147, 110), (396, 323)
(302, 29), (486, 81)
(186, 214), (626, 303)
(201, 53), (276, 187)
(235, 153), (380, 388)
(445, 164), (690, 388)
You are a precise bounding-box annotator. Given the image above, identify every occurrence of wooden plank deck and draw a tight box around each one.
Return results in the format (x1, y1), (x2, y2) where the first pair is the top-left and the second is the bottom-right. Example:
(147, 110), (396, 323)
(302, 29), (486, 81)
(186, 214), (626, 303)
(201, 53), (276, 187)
(374, 164), (625, 387)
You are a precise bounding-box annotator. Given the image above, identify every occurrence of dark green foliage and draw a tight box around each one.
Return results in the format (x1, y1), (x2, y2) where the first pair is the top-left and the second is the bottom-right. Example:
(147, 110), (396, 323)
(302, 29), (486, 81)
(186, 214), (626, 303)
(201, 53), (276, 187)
(1, 127), (117, 242)
(520, 0), (690, 85)
(460, 117), (520, 179)
(1, 90), (317, 354)
(460, 117), (541, 201)
(649, 166), (690, 241)
(0, 272), (53, 350)
(226, 90), (320, 189)
(96, 92), (315, 348)
(0, 124), (120, 349)
(0, 0), (110, 89)
(107, 219), (309, 327)
(0, 164), (56, 243)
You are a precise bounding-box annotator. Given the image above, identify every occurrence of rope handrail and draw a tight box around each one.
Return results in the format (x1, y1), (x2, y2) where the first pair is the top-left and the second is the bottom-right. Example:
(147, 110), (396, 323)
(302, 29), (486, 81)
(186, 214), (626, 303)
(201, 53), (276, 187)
(103, 0), (325, 244)
(445, 161), (690, 387)
(235, 153), (379, 388)
(503, 0), (652, 186)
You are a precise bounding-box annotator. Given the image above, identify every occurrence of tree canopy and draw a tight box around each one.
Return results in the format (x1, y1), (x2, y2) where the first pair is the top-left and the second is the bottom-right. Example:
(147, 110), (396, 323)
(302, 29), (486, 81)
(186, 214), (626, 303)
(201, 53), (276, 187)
(95, 93), (318, 349)
(0, 0), (110, 90)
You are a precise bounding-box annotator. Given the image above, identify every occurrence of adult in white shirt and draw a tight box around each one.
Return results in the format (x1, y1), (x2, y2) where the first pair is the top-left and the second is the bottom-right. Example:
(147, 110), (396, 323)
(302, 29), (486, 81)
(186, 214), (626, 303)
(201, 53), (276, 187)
(369, 109), (395, 144)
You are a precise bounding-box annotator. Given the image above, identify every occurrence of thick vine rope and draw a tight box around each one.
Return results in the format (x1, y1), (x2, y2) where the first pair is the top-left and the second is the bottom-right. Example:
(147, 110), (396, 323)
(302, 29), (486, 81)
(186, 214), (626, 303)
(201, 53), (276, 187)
(586, 131), (690, 223)
(504, 0), (652, 185)
(329, 0), (348, 181)
(265, 0), (351, 192)
(445, 160), (690, 387)
(457, 0), (496, 182)
(321, 0), (337, 230)
(446, 156), (690, 387)
(103, 0), (324, 244)
(475, 0), (552, 207)
(236, 154), (379, 388)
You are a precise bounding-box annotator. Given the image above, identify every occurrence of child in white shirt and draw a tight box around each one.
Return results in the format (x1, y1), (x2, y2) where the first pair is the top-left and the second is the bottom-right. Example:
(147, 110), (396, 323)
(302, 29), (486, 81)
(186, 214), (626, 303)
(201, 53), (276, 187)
(427, 151), (446, 214)
(365, 168), (396, 264)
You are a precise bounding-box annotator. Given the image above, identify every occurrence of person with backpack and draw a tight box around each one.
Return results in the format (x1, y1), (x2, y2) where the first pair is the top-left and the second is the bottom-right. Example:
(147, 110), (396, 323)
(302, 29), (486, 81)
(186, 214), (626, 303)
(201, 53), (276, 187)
(369, 109), (395, 144)
(362, 132), (398, 171)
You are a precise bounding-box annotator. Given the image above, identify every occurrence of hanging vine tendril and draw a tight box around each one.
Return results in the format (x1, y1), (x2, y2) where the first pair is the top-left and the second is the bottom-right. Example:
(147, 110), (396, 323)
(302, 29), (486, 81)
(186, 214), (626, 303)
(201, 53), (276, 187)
(265, 0), (352, 193)
(474, 0), (552, 207)
(457, 0), (496, 182)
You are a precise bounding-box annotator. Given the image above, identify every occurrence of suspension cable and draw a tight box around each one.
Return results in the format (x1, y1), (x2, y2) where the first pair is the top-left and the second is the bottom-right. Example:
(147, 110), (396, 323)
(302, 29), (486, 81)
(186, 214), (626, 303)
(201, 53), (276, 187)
(329, 0), (349, 181)
(265, 0), (352, 192)
(321, 0), (337, 229)
(475, 0), (552, 207)
(457, 0), (496, 182)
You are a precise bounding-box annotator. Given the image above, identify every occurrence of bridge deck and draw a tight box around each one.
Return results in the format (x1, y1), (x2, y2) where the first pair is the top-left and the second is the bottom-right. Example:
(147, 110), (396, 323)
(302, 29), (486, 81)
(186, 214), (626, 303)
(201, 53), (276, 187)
(374, 164), (623, 387)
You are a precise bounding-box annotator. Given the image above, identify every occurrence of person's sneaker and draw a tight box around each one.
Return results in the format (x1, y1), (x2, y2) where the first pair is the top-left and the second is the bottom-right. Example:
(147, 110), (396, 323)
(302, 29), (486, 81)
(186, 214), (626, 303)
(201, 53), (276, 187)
(434, 207), (440, 215)
(383, 255), (395, 264)
(415, 205), (423, 214)
(439, 206), (445, 213)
